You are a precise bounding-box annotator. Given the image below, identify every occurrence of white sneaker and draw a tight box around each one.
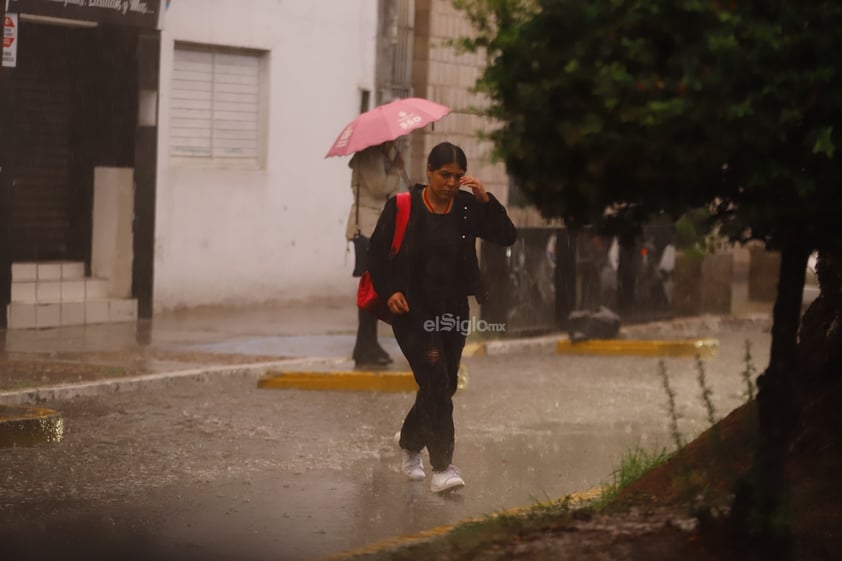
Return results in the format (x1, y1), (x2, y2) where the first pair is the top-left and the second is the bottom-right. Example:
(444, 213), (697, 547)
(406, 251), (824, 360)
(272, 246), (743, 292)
(430, 465), (465, 494)
(395, 431), (425, 481)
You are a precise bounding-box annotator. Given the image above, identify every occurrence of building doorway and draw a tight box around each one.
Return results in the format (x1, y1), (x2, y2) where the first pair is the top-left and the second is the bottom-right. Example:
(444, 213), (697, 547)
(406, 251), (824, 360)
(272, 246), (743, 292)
(8, 20), (137, 264)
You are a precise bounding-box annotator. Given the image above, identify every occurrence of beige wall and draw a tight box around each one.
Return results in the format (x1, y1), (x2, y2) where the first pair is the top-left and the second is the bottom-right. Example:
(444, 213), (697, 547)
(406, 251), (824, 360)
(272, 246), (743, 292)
(410, 0), (508, 202)
(92, 167), (134, 299)
(410, 0), (560, 229)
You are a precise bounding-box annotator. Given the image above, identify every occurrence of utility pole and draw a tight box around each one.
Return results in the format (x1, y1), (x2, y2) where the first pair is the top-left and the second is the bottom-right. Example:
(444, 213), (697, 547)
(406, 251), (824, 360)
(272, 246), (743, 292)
(0, 0), (11, 330)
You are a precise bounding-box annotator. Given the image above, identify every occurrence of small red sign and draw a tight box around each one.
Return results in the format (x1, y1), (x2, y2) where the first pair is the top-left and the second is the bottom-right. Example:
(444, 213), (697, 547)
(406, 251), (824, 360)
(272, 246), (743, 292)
(3, 16), (15, 50)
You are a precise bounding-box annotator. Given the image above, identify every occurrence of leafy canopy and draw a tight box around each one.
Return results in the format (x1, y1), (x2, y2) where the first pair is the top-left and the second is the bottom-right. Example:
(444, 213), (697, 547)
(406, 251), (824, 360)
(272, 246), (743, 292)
(456, 0), (842, 249)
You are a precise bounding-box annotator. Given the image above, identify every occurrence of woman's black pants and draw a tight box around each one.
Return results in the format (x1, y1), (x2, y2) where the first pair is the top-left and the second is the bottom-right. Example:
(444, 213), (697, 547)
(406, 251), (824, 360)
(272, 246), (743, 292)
(392, 309), (466, 472)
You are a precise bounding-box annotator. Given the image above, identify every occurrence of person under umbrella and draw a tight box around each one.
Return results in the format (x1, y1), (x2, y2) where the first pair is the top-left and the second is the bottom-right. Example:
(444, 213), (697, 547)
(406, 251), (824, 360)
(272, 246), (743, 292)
(328, 98), (452, 368)
(346, 140), (405, 366)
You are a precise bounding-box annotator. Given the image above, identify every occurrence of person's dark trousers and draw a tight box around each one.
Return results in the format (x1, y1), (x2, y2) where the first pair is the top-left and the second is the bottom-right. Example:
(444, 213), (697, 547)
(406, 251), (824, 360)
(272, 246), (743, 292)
(393, 314), (466, 472)
(353, 308), (378, 360)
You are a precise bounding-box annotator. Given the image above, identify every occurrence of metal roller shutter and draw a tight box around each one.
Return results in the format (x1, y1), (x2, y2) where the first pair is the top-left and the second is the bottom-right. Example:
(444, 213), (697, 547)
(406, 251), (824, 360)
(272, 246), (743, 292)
(10, 23), (72, 261)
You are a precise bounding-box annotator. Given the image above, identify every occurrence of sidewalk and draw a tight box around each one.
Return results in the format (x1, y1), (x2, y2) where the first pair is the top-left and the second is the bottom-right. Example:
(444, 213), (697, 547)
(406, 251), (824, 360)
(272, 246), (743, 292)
(0, 300), (368, 402)
(0, 297), (550, 403)
(1, 292), (772, 404)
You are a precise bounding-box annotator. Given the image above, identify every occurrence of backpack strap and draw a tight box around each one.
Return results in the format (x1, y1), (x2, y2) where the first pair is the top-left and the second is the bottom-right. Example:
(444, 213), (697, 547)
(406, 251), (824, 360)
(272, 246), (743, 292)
(390, 192), (411, 255)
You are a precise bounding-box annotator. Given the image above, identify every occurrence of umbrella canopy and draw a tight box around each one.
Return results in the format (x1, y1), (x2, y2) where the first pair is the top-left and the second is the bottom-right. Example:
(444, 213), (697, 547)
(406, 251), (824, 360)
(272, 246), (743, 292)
(325, 97), (452, 158)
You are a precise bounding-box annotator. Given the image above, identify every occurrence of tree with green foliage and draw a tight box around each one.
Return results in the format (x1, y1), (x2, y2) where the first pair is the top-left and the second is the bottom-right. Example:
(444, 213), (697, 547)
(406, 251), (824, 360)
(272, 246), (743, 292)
(455, 0), (842, 556)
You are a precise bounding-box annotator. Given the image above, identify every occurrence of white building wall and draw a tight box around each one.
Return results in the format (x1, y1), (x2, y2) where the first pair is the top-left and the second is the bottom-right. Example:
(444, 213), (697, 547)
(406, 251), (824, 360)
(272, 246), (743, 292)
(156, 0), (377, 311)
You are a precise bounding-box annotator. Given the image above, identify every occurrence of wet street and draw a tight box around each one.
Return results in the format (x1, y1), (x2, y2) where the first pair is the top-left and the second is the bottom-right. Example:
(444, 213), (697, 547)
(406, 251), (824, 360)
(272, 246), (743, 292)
(0, 320), (770, 561)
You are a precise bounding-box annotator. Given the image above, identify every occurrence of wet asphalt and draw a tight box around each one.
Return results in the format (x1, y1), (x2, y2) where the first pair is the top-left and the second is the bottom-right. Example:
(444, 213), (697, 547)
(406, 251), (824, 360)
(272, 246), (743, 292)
(0, 317), (771, 561)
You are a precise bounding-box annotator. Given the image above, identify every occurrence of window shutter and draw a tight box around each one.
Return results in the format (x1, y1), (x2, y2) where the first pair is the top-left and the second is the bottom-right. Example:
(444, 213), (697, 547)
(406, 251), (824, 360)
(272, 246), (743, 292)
(212, 52), (260, 159)
(171, 48), (213, 157)
(170, 46), (261, 160)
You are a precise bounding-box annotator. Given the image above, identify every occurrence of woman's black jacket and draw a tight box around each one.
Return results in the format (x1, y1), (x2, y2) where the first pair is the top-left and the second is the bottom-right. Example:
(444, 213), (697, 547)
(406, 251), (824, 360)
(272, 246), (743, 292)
(367, 185), (517, 308)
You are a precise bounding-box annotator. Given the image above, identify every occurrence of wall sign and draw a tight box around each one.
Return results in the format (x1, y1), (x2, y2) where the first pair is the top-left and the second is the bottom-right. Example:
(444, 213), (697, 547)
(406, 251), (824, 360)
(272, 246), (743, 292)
(8, 0), (160, 29)
(2, 13), (16, 68)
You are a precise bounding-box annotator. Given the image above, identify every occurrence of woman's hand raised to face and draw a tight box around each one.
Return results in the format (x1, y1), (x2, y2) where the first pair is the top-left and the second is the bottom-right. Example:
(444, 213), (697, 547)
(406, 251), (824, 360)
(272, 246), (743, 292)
(459, 176), (490, 203)
(387, 292), (410, 315)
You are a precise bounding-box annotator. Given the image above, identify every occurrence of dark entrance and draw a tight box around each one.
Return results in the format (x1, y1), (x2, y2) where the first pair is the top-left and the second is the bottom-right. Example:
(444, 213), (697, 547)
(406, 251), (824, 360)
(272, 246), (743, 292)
(8, 21), (138, 263)
(2, 9), (159, 328)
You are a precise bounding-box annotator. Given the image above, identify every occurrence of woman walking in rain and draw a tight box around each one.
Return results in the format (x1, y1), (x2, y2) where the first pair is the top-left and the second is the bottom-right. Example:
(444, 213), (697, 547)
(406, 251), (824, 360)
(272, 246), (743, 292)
(367, 142), (517, 493)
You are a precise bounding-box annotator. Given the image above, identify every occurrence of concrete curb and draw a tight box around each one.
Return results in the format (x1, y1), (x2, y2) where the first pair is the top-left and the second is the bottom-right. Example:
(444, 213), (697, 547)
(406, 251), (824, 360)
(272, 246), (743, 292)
(457, 334), (560, 358)
(1, 314), (755, 403)
(0, 357), (346, 406)
(253, 333), (716, 394)
(257, 364), (471, 393)
(556, 337), (719, 358)
(0, 333), (717, 404)
(485, 334), (561, 355)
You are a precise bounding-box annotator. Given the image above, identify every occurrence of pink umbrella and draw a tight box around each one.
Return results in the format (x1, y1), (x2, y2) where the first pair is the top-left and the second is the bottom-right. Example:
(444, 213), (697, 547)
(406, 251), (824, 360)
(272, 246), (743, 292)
(325, 97), (452, 158)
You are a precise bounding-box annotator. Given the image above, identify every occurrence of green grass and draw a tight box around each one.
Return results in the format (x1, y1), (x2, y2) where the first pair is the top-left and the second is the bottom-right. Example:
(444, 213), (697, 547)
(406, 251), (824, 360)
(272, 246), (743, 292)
(349, 444), (675, 560)
(382, 496), (578, 561)
(599, 445), (671, 504)
(364, 449), (669, 561)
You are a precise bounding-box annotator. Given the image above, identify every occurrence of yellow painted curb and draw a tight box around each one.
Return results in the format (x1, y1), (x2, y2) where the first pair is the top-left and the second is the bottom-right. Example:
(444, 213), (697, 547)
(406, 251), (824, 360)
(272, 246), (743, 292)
(462, 342), (487, 357)
(312, 486), (604, 561)
(259, 364), (471, 392)
(258, 370), (417, 392)
(556, 338), (718, 357)
(0, 405), (64, 447)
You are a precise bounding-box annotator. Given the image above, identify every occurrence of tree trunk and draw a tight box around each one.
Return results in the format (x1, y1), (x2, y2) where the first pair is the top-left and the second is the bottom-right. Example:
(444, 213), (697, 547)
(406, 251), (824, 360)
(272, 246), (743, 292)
(730, 235), (810, 559)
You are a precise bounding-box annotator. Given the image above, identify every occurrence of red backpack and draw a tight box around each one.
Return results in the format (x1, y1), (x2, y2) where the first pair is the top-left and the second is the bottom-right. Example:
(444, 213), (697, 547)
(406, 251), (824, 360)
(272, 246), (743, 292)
(357, 192), (410, 323)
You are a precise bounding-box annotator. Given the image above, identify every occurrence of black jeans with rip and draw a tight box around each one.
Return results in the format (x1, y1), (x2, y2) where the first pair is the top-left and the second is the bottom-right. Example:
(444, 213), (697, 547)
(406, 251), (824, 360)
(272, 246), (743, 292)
(392, 300), (467, 471)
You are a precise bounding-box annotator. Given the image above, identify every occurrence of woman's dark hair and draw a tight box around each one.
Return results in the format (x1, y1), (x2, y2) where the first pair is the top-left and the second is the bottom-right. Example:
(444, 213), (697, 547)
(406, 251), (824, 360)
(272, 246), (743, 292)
(427, 142), (467, 172)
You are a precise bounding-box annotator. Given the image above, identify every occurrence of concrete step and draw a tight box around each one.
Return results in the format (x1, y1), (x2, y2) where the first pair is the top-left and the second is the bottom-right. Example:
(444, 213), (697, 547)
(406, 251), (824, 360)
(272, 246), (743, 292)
(7, 261), (135, 329)
(6, 299), (138, 329)
(12, 261), (85, 282)
(11, 278), (110, 303)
